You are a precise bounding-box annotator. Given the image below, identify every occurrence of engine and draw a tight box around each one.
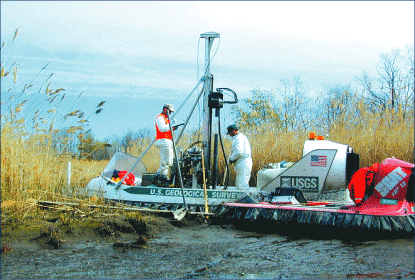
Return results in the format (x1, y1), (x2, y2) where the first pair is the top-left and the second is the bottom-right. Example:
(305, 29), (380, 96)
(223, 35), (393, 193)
(172, 146), (204, 188)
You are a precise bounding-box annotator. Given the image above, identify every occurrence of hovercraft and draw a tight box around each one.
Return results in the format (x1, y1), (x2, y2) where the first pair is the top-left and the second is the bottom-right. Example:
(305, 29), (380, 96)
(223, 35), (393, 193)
(214, 157), (414, 236)
(85, 31), (414, 234)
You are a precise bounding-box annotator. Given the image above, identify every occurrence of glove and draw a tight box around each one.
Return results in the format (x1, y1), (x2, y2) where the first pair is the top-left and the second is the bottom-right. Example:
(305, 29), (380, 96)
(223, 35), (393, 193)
(172, 123), (184, 130)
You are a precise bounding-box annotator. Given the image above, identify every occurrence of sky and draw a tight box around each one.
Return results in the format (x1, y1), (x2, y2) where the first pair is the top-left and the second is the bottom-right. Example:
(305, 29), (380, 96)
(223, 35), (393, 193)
(1, 1), (414, 141)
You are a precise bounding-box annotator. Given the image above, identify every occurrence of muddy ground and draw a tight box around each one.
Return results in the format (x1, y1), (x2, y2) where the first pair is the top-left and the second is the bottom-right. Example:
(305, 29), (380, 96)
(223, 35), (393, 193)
(1, 208), (414, 279)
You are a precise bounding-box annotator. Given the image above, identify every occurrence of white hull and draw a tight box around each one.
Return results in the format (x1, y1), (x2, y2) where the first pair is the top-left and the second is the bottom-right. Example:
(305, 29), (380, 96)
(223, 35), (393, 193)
(85, 138), (359, 210)
(86, 176), (251, 206)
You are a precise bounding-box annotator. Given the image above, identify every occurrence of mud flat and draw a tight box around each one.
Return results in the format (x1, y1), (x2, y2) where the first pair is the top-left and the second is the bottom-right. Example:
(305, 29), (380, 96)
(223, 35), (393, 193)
(1, 208), (414, 279)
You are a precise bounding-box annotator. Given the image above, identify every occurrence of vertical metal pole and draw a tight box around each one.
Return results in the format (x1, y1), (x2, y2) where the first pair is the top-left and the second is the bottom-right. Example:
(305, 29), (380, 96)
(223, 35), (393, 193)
(167, 111), (187, 208)
(67, 162), (71, 188)
(212, 133), (219, 189)
(200, 32), (219, 181)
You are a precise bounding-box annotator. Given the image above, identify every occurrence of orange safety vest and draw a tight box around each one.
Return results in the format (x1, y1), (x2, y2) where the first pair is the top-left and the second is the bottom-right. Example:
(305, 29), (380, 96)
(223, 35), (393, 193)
(155, 113), (172, 140)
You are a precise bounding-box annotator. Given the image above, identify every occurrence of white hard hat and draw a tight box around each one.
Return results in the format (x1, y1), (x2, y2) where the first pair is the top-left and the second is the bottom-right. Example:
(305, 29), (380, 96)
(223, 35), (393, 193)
(163, 103), (175, 112)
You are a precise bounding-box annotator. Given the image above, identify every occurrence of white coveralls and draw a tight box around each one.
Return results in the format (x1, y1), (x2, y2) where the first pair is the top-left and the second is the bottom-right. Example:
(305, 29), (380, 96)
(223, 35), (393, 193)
(155, 114), (173, 176)
(229, 132), (252, 190)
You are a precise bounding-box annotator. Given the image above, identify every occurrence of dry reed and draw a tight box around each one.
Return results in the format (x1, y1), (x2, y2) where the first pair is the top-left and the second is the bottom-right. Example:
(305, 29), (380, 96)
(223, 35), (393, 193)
(1, 30), (412, 222)
(2, 111), (412, 225)
(2, 98), (412, 222)
(1, 116), (107, 222)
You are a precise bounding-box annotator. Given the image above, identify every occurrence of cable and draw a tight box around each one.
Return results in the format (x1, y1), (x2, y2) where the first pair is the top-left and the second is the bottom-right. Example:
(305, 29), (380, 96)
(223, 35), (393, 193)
(196, 37), (201, 82)
(202, 38), (221, 77)
(217, 109), (231, 188)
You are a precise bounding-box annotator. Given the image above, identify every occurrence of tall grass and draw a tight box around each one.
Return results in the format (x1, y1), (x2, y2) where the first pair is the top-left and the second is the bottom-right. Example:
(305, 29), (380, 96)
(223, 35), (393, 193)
(1, 30), (107, 221)
(327, 102), (413, 167)
(2, 92), (412, 222)
(250, 106), (413, 167)
(2, 101), (412, 210)
(1, 120), (107, 215)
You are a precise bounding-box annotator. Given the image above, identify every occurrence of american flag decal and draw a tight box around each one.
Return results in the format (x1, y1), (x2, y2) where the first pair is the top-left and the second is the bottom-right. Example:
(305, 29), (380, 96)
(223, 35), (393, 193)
(311, 155), (327, 167)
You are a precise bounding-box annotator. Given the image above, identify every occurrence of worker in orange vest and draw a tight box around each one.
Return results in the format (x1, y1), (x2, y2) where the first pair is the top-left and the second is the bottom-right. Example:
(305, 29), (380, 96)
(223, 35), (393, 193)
(155, 104), (177, 177)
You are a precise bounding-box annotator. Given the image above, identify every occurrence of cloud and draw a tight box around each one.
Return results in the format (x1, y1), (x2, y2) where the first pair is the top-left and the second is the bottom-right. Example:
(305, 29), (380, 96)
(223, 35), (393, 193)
(2, 1), (413, 140)
(3, 2), (413, 54)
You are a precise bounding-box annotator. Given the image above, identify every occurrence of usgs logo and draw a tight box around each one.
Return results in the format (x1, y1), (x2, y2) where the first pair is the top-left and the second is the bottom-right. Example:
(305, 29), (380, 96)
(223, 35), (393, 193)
(280, 176), (319, 192)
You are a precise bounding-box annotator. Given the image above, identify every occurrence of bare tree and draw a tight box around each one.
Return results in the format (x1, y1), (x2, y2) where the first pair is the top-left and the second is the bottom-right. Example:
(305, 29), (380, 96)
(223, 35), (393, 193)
(233, 87), (281, 132)
(356, 46), (414, 114)
(116, 128), (153, 153)
(292, 76), (309, 130)
(120, 130), (135, 153)
(277, 76), (309, 131)
(401, 44), (415, 116)
(377, 49), (400, 109)
(318, 83), (354, 132)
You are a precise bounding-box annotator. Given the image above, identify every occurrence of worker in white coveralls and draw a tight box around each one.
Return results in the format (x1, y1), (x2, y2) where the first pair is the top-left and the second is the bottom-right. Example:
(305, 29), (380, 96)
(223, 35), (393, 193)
(155, 104), (177, 177)
(227, 124), (253, 190)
